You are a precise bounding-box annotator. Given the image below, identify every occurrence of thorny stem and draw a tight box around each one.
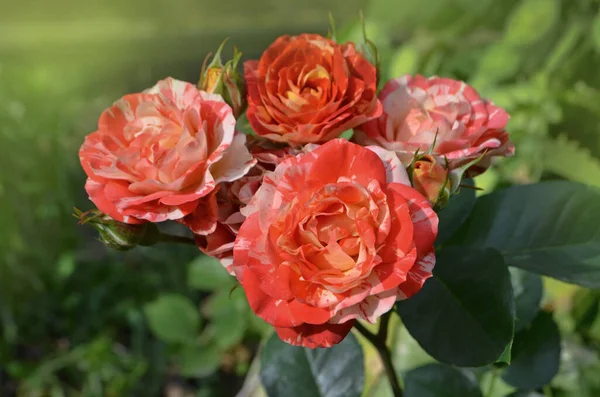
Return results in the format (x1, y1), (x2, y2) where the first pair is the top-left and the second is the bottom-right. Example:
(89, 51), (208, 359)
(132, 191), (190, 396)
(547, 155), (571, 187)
(354, 311), (403, 397)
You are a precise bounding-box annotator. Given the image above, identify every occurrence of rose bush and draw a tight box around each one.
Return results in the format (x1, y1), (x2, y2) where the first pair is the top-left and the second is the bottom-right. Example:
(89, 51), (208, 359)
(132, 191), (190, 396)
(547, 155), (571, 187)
(355, 75), (514, 176)
(70, 19), (600, 397)
(79, 77), (255, 230)
(232, 139), (438, 347)
(244, 34), (382, 145)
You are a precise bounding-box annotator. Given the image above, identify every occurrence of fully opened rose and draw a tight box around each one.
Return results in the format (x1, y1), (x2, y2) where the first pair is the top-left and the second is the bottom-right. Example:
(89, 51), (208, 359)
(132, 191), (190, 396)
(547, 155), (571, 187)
(232, 139), (438, 348)
(79, 77), (255, 229)
(244, 34), (382, 145)
(355, 74), (514, 176)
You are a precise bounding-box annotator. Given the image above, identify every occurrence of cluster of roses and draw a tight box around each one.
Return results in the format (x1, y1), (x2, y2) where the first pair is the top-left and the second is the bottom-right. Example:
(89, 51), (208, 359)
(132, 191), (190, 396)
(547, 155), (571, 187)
(79, 33), (513, 348)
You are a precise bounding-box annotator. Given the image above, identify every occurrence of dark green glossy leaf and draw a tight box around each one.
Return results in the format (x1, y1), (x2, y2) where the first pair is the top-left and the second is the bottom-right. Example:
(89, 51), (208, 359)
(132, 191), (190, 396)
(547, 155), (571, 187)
(510, 268), (543, 332)
(436, 178), (476, 246)
(144, 294), (200, 344)
(260, 332), (364, 397)
(502, 311), (561, 389)
(396, 248), (515, 367)
(448, 181), (600, 288)
(495, 339), (513, 367)
(404, 364), (482, 397)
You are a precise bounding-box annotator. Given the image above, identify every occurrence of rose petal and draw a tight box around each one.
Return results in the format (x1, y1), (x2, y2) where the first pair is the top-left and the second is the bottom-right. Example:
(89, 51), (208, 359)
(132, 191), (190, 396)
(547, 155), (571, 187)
(275, 321), (355, 348)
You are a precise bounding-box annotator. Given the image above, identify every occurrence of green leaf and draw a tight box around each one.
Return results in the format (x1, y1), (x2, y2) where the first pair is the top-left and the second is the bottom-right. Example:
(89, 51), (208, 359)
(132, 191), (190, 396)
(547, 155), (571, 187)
(543, 135), (600, 188)
(396, 248), (515, 367)
(505, 392), (545, 397)
(504, 0), (559, 46)
(404, 364), (482, 397)
(55, 252), (76, 280)
(571, 289), (600, 342)
(248, 311), (272, 336)
(502, 311), (561, 389)
(187, 254), (235, 291)
(392, 325), (435, 374)
(593, 10), (600, 52)
(144, 294), (201, 344)
(339, 129), (354, 140)
(204, 288), (249, 350)
(480, 371), (516, 397)
(472, 44), (521, 86)
(177, 343), (221, 378)
(510, 268), (543, 332)
(436, 179), (476, 246)
(236, 113), (256, 136)
(544, 23), (584, 74)
(495, 340), (513, 367)
(448, 181), (600, 288)
(260, 332), (364, 397)
(387, 45), (419, 79)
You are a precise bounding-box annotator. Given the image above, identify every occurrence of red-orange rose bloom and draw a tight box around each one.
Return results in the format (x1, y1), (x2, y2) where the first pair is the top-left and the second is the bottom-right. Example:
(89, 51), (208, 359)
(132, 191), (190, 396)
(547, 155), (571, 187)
(79, 78), (255, 226)
(244, 34), (382, 145)
(232, 139), (438, 348)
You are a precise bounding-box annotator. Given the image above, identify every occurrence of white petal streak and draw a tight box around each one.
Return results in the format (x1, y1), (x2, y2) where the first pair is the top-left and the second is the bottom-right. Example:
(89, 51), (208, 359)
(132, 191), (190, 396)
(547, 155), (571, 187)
(366, 146), (410, 185)
(329, 289), (397, 324)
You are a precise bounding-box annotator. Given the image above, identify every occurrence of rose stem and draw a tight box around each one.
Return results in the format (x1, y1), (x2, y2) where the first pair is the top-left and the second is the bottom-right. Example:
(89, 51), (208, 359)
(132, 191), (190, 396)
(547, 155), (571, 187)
(354, 311), (403, 397)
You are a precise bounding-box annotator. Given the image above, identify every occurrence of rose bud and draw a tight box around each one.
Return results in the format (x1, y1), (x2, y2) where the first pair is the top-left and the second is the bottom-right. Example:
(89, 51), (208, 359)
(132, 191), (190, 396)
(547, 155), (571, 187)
(199, 41), (246, 118)
(75, 209), (159, 251)
(410, 155), (450, 208)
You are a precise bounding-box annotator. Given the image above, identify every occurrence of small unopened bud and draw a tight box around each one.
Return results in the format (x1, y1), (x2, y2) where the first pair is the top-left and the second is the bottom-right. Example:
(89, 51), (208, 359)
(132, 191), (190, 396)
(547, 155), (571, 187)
(411, 155), (451, 208)
(74, 209), (159, 251)
(199, 40), (246, 118)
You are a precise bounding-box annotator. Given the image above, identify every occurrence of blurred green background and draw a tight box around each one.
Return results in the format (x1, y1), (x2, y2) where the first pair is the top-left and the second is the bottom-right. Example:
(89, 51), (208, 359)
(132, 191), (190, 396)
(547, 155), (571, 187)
(1, 0), (600, 395)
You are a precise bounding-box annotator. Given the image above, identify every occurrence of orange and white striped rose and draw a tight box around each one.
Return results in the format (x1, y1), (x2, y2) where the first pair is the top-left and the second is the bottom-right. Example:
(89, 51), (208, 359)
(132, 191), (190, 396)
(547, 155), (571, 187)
(355, 75), (514, 176)
(232, 139), (438, 348)
(79, 77), (255, 232)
